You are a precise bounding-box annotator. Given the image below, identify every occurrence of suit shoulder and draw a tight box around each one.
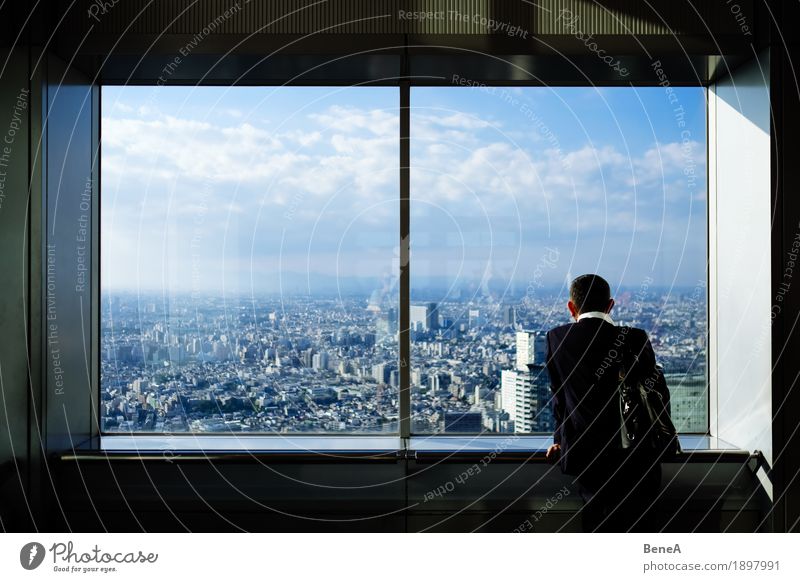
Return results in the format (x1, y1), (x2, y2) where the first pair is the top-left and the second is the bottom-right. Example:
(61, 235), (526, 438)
(618, 324), (647, 338)
(621, 326), (653, 355)
(547, 323), (573, 338)
(628, 326), (650, 343)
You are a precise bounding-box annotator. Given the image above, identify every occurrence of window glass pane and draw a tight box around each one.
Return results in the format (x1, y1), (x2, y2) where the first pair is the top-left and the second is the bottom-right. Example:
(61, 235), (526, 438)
(410, 86), (707, 434)
(101, 86), (399, 434)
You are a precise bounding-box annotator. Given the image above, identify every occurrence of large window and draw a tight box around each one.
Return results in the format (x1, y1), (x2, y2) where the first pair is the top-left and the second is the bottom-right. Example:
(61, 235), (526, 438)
(101, 86), (400, 433)
(100, 84), (707, 436)
(410, 86), (707, 435)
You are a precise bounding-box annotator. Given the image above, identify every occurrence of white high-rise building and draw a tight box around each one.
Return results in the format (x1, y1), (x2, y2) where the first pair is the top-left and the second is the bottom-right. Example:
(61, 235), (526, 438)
(516, 331), (534, 371)
(516, 330), (547, 371)
(502, 369), (535, 432)
(312, 352), (329, 371)
(502, 367), (550, 433)
(502, 332), (552, 433)
(501, 370), (519, 425)
(410, 305), (429, 331)
(512, 372), (537, 433)
(468, 308), (483, 328)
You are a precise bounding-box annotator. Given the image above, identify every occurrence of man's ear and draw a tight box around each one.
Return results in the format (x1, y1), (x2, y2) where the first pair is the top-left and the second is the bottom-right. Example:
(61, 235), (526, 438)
(606, 298), (615, 313)
(567, 300), (578, 320)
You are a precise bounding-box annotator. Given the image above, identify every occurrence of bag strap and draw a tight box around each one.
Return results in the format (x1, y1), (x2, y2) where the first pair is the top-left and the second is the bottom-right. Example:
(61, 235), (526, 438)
(617, 325), (637, 382)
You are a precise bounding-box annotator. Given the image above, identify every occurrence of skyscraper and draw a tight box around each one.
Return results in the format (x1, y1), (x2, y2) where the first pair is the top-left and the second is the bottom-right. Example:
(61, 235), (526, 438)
(516, 332), (532, 371)
(312, 352), (329, 371)
(386, 307), (398, 334)
(410, 304), (429, 331)
(427, 302), (439, 330)
(501, 369), (519, 426)
(513, 371), (537, 433)
(503, 332), (553, 433)
(468, 308), (482, 328)
(530, 365), (554, 432)
(665, 372), (707, 433)
(515, 330), (547, 371)
(372, 363), (387, 383)
(502, 305), (516, 327)
(501, 365), (551, 433)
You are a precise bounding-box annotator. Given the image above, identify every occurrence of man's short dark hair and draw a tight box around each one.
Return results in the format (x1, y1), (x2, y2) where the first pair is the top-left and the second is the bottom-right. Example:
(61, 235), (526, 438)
(569, 274), (611, 313)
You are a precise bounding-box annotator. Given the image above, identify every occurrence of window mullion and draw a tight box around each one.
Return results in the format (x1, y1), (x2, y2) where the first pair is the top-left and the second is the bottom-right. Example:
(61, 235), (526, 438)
(399, 81), (410, 439)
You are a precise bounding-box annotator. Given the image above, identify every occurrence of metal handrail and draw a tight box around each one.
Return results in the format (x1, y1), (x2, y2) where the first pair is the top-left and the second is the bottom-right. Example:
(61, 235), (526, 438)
(58, 448), (752, 464)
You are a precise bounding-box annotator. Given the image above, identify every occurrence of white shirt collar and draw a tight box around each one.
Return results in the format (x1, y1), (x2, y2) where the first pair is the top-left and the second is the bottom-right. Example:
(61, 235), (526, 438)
(577, 311), (615, 325)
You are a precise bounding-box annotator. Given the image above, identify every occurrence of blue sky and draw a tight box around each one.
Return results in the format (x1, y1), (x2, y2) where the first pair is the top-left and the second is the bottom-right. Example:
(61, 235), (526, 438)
(100, 84), (706, 297)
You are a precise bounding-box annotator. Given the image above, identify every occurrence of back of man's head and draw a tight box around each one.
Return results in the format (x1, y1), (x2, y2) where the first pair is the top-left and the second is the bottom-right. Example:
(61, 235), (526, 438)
(569, 274), (612, 314)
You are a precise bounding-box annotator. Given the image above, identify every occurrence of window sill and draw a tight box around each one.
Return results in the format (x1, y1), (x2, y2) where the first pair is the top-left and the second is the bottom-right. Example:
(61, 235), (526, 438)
(58, 434), (748, 463)
(98, 434), (402, 453)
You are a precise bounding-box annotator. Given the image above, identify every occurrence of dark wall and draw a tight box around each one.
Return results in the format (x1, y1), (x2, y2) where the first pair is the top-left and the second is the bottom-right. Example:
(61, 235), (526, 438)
(0, 48), (34, 531)
(52, 456), (767, 532)
(770, 1), (800, 534)
(0, 4), (99, 529)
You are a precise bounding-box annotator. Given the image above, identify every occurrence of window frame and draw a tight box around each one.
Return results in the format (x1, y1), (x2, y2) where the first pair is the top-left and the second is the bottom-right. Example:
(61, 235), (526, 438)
(97, 81), (711, 442)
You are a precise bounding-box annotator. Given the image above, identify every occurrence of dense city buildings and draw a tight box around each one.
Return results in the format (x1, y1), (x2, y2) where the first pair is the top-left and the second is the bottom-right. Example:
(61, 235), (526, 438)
(101, 289), (707, 435)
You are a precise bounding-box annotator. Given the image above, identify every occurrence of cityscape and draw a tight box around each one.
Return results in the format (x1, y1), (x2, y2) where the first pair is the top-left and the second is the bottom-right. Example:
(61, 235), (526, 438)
(99, 85), (709, 437)
(100, 288), (708, 435)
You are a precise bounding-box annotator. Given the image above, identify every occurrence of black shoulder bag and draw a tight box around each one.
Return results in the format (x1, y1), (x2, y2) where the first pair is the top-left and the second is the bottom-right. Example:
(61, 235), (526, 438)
(617, 327), (681, 461)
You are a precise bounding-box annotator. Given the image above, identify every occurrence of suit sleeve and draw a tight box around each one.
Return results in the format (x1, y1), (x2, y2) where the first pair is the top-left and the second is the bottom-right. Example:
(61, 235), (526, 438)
(545, 331), (564, 446)
(633, 330), (671, 414)
(631, 329), (657, 375)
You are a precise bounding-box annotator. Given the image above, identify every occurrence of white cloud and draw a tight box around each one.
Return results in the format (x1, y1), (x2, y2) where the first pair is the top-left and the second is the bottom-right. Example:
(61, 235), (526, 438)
(110, 101), (134, 113)
(101, 99), (706, 290)
(308, 106), (398, 136)
(414, 111), (496, 130)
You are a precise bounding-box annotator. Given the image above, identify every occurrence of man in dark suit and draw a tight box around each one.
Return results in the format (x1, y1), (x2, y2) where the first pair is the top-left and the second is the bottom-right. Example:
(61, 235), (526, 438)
(544, 274), (664, 532)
